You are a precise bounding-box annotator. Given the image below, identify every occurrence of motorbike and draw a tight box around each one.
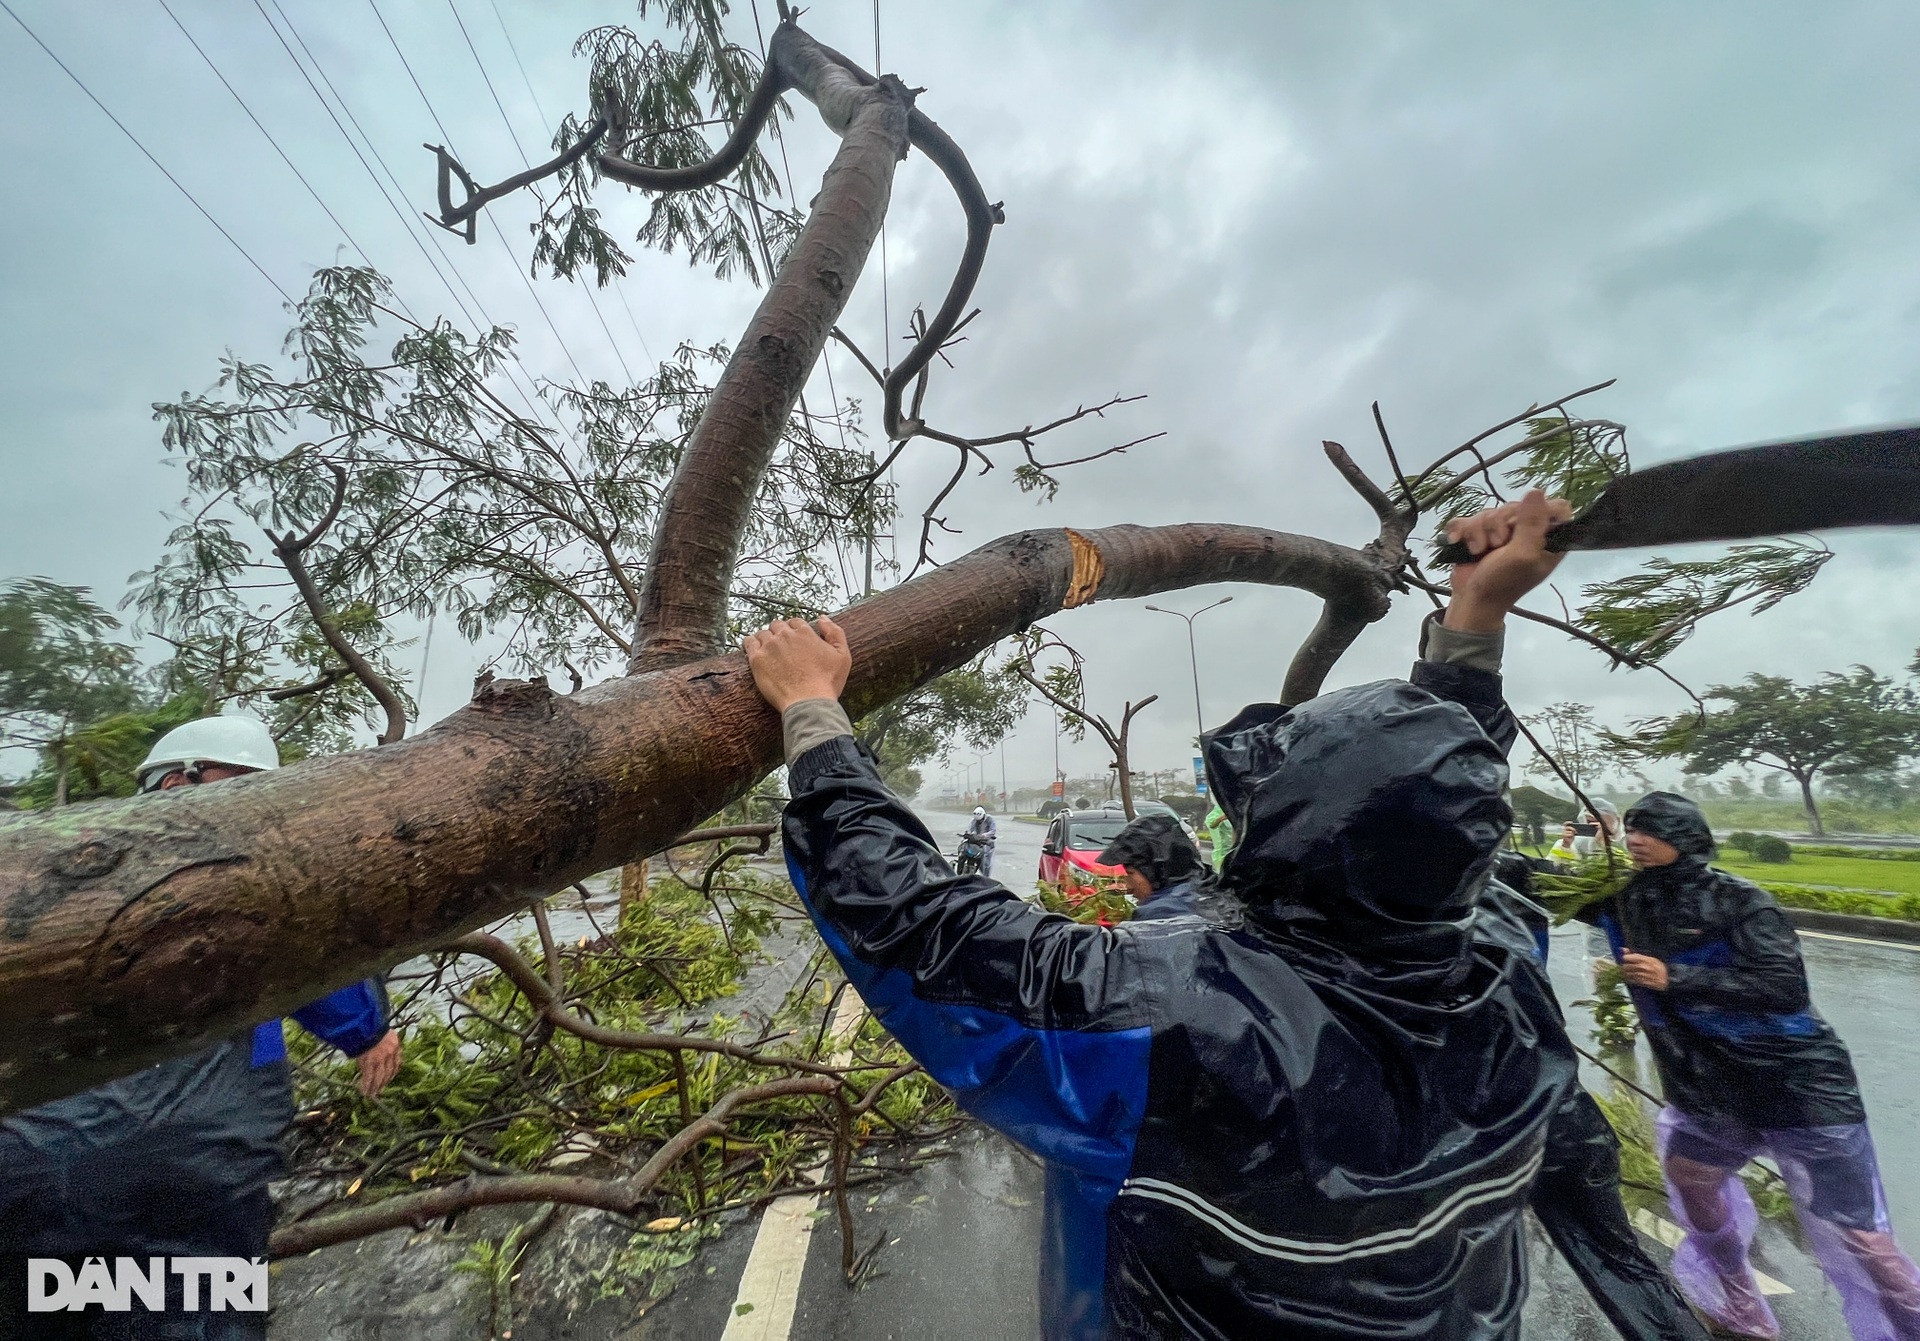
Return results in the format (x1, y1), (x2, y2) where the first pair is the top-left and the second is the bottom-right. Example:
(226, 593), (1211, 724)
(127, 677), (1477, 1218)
(953, 833), (989, 876)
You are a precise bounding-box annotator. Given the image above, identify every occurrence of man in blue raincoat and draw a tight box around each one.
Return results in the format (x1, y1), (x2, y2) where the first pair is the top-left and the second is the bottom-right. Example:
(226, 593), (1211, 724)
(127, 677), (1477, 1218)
(0, 717), (401, 1337)
(745, 492), (1586, 1338)
(1599, 792), (1920, 1341)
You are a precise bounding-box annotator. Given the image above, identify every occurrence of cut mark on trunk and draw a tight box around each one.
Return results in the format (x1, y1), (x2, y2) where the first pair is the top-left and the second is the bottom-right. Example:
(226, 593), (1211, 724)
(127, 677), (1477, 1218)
(1063, 529), (1104, 609)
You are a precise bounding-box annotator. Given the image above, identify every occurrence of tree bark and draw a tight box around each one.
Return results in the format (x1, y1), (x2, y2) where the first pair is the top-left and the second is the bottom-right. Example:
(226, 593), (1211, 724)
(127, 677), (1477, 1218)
(629, 26), (914, 670)
(0, 521), (1383, 1115)
(618, 859), (649, 921)
(1796, 769), (1824, 836)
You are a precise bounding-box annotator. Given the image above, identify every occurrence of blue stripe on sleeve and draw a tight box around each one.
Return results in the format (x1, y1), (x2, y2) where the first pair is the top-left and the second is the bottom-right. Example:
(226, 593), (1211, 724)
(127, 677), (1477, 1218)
(289, 980), (389, 1057)
(787, 854), (1149, 1336)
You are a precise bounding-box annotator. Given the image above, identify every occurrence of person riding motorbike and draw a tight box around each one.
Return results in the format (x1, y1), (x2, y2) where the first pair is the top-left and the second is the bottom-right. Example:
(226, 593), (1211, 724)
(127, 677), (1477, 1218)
(964, 804), (998, 876)
(747, 491), (1581, 1339)
(1590, 792), (1920, 1341)
(0, 717), (402, 1337)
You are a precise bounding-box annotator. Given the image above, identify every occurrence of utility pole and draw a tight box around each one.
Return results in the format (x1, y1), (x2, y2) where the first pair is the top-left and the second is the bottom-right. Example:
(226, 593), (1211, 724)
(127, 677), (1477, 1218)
(1144, 597), (1234, 741)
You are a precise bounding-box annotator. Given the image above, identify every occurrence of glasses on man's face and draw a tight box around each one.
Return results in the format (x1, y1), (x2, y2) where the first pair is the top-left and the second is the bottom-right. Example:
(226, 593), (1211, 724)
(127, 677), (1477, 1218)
(152, 762), (237, 791)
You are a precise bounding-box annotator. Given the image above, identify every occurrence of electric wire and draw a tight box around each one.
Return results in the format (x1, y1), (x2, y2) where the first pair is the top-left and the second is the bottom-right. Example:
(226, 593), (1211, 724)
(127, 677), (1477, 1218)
(363, 0), (599, 391)
(247, 0), (484, 332)
(448, 0), (638, 383)
(155, 0), (376, 273)
(488, 0), (550, 129)
(0, 0), (291, 302)
(490, 0), (656, 369)
(253, 0), (567, 440)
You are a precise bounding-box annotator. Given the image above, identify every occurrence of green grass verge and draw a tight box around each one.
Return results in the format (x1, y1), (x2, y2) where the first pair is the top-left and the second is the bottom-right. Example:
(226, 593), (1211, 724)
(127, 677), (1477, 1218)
(1714, 852), (1920, 898)
(1754, 881), (1920, 922)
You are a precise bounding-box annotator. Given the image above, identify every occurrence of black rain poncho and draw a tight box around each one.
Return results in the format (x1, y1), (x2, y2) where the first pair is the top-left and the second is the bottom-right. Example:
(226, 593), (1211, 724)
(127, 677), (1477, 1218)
(782, 658), (1574, 1339)
(1477, 869), (1709, 1341)
(1096, 814), (1202, 893)
(1605, 793), (1863, 1129)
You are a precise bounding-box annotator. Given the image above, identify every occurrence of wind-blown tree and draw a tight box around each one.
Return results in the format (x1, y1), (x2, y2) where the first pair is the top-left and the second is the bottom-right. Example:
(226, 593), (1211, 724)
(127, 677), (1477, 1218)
(0, 0), (1852, 1144)
(136, 268), (877, 717)
(1009, 628), (1158, 820)
(1524, 702), (1614, 797)
(1616, 668), (1920, 835)
(0, 580), (143, 805)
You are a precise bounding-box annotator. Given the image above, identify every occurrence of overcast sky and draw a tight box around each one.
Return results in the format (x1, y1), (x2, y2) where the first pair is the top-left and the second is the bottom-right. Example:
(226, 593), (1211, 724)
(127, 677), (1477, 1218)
(5, 1), (1919, 796)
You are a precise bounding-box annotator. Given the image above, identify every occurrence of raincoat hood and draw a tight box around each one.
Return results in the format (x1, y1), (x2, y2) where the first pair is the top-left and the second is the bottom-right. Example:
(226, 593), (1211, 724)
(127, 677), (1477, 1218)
(1097, 814), (1202, 892)
(1625, 790), (1716, 860)
(1206, 680), (1511, 980)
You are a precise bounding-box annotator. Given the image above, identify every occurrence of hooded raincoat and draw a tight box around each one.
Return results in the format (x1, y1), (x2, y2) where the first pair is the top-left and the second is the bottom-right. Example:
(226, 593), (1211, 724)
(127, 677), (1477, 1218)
(1597, 794), (1920, 1340)
(1098, 814), (1204, 924)
(1477, 862), (1709, 1341)
(1599, 793), (1862, 1129)
(781, 654), (1575, 1339)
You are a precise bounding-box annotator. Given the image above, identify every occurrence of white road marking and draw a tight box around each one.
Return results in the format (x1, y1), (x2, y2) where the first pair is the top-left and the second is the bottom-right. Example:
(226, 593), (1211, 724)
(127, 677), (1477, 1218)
(1799, 929), (1920, 954)
(1630, 1208), (1793, 1295)
(719, 986), (868, 1341)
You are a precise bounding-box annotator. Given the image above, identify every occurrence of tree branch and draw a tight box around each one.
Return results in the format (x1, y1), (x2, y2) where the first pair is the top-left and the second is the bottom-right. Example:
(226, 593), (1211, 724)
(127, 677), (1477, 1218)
(1406, 380), (1617, 495)
(595, 58), (787, 191)
(269, 466), (409, 745)
(447, 931), (848, 1079)
(629, 25), (915, 669)
(267, 1073), (837, 1256)
(427, 116), (610, 242)
(0, 520), (1389, 1113)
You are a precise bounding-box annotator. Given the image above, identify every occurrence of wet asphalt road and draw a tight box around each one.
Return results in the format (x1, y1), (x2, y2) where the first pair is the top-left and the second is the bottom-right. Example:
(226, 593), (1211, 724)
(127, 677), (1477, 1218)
(632, 809), (1916, 1339)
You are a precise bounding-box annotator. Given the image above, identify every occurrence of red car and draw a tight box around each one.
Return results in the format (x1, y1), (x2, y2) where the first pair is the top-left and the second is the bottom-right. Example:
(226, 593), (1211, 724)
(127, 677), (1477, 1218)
(1038, 810), (1132, 915)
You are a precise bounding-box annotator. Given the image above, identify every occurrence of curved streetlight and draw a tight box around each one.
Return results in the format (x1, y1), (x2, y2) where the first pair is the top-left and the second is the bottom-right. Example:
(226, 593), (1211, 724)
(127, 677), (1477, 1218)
(1143, 596), (1234, 741)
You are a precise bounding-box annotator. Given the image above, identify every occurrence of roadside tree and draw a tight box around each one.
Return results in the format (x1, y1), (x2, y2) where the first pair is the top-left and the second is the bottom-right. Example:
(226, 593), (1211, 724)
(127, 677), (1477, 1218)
(1617, 668), (1920, 836)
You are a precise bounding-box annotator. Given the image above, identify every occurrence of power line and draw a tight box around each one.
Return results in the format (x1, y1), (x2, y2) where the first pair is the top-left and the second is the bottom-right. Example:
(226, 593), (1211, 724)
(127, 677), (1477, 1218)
(155, 0), (374, 271)
(487, 0), (550, 129)
(248, 0), (484, 331)
(444, 0), (636, 385)
(447, 0), (526, 164)
(363, 0), (600, 391)
(254, 0), (567, 440)
(0, 0), (291, 302)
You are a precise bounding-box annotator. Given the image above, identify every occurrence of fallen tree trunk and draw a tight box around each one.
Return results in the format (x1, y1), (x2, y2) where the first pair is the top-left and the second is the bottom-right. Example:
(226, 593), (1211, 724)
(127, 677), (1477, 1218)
(0, 521), (1384, 1115)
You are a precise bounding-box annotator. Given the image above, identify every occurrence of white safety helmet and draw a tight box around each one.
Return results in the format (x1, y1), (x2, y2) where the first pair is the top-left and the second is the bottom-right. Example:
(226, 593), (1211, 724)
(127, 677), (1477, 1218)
(973, 806), (987, 817)
(138, 716), (281, 791)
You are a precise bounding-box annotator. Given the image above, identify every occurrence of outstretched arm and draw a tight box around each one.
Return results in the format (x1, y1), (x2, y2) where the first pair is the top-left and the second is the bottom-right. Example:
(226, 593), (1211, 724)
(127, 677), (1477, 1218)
(1410, 490), (1573, 755)
(745, 619), (1153, 1173)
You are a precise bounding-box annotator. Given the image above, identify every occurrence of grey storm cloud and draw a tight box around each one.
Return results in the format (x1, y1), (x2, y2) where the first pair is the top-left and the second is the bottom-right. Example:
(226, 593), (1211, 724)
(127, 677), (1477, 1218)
(4, 0), (1919, 791)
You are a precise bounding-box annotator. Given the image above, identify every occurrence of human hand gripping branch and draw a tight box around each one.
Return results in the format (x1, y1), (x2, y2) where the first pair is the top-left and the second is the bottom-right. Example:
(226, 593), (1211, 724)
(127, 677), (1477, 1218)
(1442, 489), (1574, 634)
(743, 615), (853, 712)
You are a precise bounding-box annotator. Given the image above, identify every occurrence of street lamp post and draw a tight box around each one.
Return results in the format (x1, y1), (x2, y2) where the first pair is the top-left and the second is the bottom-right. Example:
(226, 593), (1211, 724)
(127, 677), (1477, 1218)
(1143, 596), (1234, 743)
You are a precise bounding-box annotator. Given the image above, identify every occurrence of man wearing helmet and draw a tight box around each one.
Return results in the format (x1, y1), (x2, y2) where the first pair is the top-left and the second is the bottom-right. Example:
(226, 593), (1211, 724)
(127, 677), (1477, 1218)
(965, 803), (998, 875)
(0, 715), (401, 1334)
